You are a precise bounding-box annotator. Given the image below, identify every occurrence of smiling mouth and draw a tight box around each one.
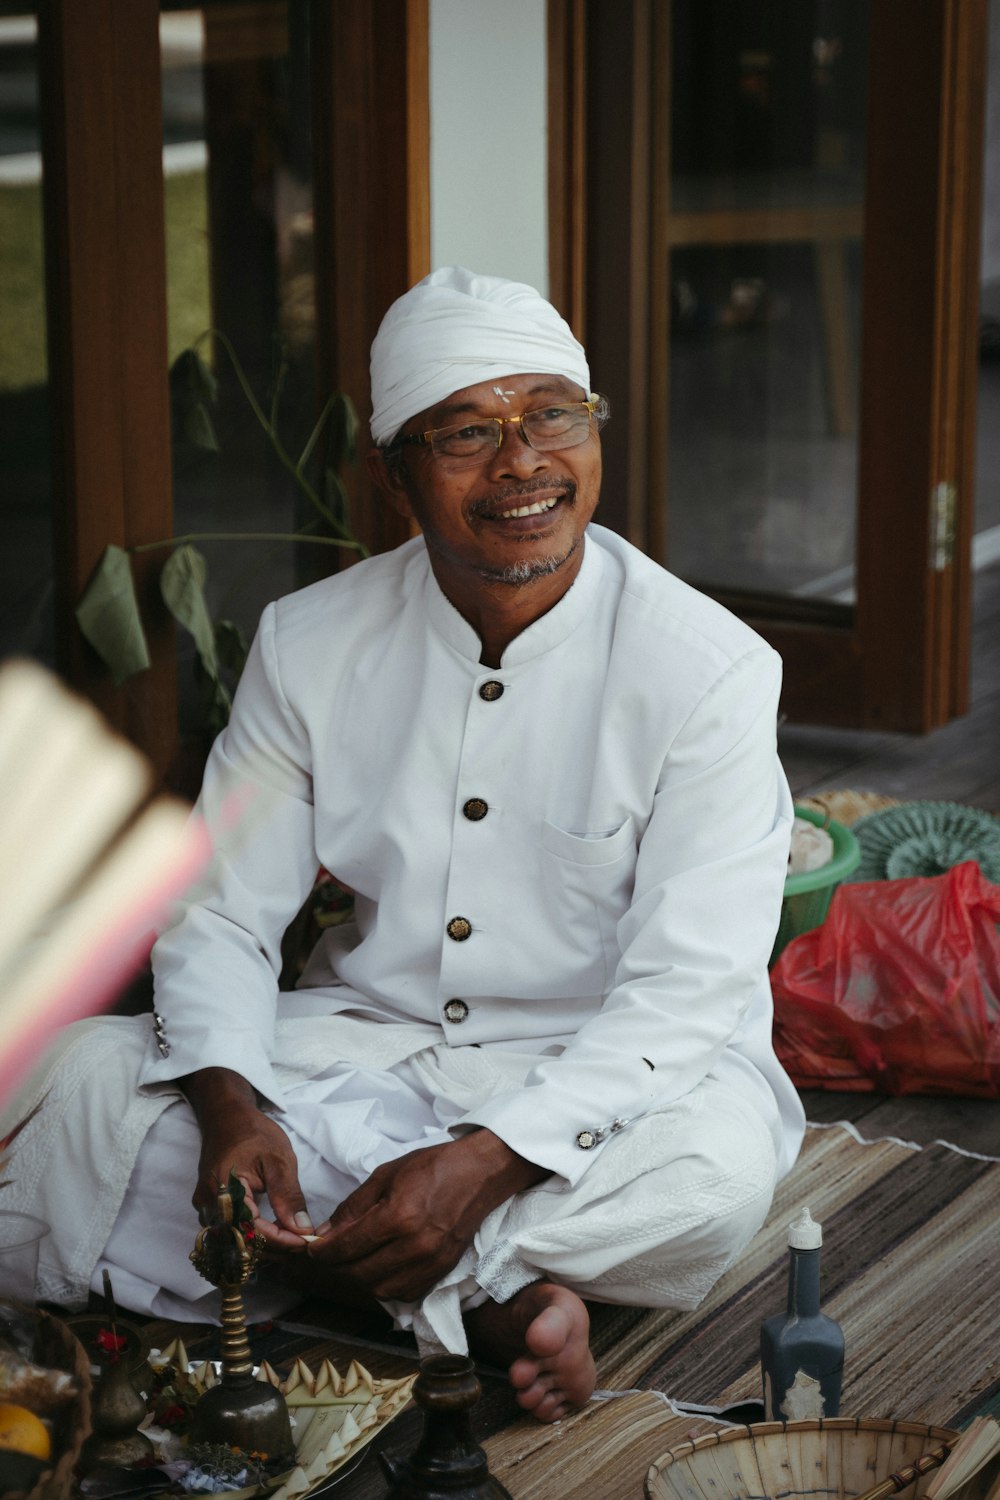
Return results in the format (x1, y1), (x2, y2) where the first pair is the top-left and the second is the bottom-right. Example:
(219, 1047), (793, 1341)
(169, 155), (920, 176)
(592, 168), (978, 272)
(472, 480), (574, 522)
(498, 496), (560, 520)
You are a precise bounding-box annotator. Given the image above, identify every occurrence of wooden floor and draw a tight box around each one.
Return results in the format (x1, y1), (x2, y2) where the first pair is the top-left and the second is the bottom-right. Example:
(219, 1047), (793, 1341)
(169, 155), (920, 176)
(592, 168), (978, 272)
(778, 560), (1000, 811)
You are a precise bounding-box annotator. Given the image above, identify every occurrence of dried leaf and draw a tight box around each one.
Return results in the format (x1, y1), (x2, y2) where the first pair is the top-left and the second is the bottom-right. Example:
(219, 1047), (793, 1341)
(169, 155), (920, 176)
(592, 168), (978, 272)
(75, 545), (151, 684)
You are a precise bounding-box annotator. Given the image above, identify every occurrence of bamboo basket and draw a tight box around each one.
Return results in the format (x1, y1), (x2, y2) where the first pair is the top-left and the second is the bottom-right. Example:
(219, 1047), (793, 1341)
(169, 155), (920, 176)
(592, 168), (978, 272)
(2, 1307), (92, 1500)
(646, 1419), (960, 1500)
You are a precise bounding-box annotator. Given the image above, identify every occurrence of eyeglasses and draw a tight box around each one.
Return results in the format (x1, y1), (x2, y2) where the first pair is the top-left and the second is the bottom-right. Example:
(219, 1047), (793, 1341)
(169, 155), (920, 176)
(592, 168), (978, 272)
(391, 395), (609, 469)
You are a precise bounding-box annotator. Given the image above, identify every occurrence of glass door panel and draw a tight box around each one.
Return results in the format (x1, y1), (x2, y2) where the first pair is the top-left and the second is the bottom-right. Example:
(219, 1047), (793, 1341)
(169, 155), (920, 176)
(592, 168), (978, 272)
(161, 3), (326, 756)
(664, 1), (868, 607)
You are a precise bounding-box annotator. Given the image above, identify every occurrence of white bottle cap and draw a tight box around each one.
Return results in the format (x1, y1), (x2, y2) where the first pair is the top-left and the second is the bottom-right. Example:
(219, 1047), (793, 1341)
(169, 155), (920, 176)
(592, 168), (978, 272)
(788, 1206), (823, 1249)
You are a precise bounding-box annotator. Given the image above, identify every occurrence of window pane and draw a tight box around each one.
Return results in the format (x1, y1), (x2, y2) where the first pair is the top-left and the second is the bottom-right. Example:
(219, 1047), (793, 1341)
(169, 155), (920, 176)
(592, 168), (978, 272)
(665, 1), (868, 606)
(0, 10), (53, 664)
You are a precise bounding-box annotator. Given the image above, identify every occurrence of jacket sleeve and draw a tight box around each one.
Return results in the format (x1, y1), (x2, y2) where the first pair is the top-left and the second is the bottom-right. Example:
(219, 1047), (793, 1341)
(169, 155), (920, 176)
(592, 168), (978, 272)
(137, 603), (319, 1103)
(453, 644), (793, 1185)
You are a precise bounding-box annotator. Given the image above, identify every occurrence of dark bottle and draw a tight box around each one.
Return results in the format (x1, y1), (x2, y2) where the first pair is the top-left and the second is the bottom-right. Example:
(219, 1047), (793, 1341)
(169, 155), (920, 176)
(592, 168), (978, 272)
(760, 1206), (845, 1420)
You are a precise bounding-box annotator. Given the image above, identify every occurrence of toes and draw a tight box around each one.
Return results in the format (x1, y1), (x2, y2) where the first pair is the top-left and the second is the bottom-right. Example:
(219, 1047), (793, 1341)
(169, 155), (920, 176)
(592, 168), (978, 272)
(523, 1304), (572, 1359)
(517, 1384), (571, 1423)
(508, 1355), (541, 1392)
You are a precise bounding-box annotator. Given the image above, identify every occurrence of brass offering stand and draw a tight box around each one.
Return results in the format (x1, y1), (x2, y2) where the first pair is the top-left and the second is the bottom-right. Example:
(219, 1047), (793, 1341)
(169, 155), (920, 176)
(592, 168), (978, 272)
(188, 1176), (294, 1459)
(76, 1270), (155, 1472)
(379, 1353), (513, 1500)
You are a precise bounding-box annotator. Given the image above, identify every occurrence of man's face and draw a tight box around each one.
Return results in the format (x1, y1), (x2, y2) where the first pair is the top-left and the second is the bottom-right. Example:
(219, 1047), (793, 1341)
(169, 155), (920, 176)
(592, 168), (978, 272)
(378, 372), (603, 596)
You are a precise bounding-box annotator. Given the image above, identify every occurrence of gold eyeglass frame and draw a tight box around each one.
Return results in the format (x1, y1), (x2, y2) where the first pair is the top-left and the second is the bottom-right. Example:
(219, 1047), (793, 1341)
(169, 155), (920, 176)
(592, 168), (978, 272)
(393, 395), (608, 465)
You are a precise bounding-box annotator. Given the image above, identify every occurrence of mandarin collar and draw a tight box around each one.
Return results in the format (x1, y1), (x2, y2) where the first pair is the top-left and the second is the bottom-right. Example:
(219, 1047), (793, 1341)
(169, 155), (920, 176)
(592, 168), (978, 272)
(423, 529), (603, 667)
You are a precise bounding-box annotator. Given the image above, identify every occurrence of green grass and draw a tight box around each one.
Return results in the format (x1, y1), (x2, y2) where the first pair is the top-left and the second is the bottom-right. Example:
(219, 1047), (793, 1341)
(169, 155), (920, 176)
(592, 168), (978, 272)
(0, 168), (212, 393)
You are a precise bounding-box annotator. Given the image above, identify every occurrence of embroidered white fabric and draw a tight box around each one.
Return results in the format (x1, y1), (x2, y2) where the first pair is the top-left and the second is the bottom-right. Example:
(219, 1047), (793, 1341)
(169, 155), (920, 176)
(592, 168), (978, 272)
(2, 1014), (778, 1354)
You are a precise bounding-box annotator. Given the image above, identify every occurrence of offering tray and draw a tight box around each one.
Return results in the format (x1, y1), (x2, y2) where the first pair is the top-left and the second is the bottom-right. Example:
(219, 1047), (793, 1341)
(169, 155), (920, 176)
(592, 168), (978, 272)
(149, 1340), (415, 1498)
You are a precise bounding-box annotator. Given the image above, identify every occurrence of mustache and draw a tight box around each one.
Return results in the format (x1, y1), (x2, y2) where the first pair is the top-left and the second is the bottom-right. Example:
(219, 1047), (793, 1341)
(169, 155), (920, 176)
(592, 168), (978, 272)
(468, 477), (576, 519)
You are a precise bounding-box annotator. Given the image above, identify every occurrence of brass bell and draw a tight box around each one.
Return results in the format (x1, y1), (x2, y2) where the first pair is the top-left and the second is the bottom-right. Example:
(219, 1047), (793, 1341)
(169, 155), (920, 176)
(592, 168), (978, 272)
(187, 1175), (293, 1458)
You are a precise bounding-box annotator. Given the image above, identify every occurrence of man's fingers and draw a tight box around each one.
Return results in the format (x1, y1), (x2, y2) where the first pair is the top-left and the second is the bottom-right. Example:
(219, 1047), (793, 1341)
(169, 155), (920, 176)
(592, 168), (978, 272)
(313, 1204), (388, 1261)
(252, 1135), (315, 1235)
(253, 1217), (310, 1252)
(306, 1237), (449, 1302)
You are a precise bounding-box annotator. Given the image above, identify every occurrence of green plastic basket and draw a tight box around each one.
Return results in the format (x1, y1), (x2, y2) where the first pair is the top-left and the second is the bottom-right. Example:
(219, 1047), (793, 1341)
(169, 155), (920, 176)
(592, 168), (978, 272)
(769, 805), (861, 966)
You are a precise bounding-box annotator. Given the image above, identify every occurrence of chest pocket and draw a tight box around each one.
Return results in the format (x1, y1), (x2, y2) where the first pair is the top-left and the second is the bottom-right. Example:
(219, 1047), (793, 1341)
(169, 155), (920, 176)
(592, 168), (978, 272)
(540, 815), (637, 993)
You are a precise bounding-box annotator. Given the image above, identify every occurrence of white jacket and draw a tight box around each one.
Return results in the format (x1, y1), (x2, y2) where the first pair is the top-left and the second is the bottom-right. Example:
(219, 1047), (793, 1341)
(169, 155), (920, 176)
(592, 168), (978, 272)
(141, 524), (805, 1185)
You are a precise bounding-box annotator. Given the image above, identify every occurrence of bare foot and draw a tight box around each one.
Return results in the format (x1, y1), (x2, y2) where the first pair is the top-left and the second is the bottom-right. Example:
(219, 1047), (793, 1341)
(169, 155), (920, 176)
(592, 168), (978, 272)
(466, 1281), (596, 1423)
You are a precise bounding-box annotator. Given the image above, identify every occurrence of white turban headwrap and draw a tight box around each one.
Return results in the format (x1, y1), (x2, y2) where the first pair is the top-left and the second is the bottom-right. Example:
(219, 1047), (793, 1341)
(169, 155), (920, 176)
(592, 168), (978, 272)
(369, 266), (591, 445)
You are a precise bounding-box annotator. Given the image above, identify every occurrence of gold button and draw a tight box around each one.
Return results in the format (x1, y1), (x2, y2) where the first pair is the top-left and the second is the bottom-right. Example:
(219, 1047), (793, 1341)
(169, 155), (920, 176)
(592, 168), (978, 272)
(463, 798), (488, 821)
(447, 916), (472, 941)
(444, 998), (469, 1024)
(479, 680), (504, 701)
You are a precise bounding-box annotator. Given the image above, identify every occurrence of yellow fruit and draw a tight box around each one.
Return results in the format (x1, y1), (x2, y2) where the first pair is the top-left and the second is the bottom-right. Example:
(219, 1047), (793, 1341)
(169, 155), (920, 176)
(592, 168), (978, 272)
(0, 1402), (50, 1460)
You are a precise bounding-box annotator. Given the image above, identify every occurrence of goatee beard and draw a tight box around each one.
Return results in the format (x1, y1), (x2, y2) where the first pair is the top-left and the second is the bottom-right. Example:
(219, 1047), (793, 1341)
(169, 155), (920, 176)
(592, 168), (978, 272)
(476, 539), (580, 586)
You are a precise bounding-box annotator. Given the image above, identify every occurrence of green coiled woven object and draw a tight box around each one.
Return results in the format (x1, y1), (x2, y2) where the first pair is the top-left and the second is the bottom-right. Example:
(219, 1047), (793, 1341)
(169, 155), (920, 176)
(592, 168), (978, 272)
(848, 800), (1000, 883)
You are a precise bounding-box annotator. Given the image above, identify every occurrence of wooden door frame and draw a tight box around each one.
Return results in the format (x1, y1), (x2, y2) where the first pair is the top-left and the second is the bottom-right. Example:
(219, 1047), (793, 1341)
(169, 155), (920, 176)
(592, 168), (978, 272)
(38, 0), (177, 777)
(35, 0), (429, 776)
(312, 0), (430, 558)
(549, 0), (988, 732)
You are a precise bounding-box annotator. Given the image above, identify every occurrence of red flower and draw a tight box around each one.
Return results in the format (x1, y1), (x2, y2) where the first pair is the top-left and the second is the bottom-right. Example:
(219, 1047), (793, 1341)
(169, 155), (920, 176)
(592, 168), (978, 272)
(95, 1328), (128, 1355)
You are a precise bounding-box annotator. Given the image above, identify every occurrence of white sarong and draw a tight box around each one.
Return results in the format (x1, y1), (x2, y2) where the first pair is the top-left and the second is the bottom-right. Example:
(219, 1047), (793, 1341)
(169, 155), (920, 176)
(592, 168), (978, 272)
(2, 1015), (779, 1355)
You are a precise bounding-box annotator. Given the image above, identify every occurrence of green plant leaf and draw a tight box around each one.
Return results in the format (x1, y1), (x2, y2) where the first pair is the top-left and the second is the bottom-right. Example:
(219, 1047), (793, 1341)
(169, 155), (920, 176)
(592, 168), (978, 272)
(324, 469), (349, 529)
(171, 349), (219, 453)
(163, 546), (237, 729)
(75, 544), (151, 683)
(214, 618), (249, 678)
(160, 544), (219, 679)
(183, 401), (219, 452)
(171, 347), (217, 403)
(326, 391), (359, 470)
(193, 652), (233, 734)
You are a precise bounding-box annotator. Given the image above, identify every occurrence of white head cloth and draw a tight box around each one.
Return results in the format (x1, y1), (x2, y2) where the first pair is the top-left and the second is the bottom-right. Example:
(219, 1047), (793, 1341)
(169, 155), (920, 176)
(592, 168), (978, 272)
(369, 266), (591, 445)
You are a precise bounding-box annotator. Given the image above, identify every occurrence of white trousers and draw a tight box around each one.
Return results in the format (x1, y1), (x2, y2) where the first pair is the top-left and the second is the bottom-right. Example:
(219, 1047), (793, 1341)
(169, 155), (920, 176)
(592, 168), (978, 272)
(4, 1017), (779, 1355)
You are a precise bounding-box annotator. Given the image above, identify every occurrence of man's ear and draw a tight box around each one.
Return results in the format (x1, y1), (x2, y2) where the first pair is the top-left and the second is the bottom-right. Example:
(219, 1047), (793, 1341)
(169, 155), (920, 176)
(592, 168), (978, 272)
(366, 448), (415, 521)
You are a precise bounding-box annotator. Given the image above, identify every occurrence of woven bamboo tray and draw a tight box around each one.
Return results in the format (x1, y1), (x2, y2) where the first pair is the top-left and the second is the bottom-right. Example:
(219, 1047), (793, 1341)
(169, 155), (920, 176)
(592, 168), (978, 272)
(2, 1307), (91, 1500)
(646, 1419), (960, 1500)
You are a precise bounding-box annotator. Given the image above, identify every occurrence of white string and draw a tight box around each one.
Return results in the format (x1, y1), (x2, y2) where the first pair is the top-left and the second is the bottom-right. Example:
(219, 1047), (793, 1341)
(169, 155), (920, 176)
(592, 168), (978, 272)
(807, 1118), (1000, 1163)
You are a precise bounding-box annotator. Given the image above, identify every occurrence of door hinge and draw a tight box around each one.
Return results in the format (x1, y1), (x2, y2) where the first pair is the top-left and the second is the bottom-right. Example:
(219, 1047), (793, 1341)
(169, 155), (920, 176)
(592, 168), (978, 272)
(931, 481), (957, 571)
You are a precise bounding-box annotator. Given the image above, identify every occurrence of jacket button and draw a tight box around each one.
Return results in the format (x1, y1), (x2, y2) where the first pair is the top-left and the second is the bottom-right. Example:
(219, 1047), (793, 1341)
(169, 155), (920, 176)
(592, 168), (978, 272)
(447, 916), (472, 941)
(444, 998), (469, 1024)
(462, 797), (488, 821)
(479, 680), (504, 701)
(576, 1130), (598, 1150)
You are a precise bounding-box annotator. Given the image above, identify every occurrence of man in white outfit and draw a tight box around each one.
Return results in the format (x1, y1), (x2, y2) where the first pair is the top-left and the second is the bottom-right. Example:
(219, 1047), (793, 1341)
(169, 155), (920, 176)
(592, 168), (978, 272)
(8, 267), (804, 1423)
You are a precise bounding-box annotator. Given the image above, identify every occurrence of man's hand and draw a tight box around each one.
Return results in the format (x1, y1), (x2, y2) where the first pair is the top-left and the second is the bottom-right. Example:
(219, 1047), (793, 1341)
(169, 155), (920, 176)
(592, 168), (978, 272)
(182, 1067), (314, 1247)
(305, 1129), (548, 1303)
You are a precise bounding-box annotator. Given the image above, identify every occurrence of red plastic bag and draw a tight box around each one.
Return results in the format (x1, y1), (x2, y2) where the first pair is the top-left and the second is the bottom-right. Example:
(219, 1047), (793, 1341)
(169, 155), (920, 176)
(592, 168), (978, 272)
(770, 860), (1000, 1097)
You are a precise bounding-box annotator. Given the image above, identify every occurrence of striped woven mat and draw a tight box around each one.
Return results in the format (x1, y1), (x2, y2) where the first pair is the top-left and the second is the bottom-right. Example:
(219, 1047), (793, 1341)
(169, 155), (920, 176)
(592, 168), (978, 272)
(481, 1123), (1000, 1498)
(141, 1124), (1000, 1499)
